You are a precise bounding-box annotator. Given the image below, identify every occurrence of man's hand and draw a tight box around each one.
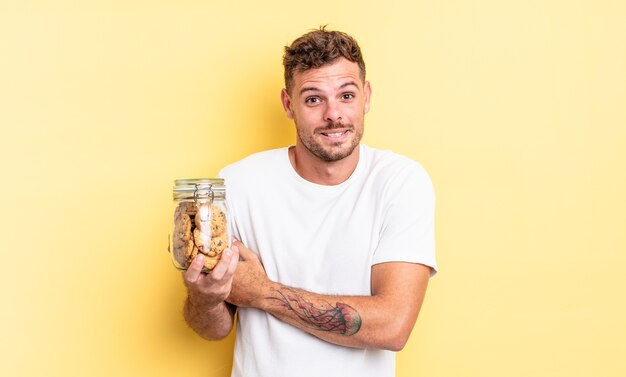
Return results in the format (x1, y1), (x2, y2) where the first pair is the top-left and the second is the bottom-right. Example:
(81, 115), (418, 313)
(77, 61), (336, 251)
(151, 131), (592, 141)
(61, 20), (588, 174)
(226, 240), (273, 308)
(183, 247), (240, 308)
(182, 246), (240, 340)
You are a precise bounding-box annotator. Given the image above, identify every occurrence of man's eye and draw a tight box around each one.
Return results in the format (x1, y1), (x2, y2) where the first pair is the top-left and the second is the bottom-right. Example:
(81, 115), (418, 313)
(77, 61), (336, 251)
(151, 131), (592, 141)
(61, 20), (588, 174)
(305, 97), (321, 104)
(342, 93), (355, 100)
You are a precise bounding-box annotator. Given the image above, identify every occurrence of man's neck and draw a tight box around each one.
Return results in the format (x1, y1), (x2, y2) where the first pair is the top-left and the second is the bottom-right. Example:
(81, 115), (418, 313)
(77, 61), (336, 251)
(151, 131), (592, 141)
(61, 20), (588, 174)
(288, 145), (360, 186)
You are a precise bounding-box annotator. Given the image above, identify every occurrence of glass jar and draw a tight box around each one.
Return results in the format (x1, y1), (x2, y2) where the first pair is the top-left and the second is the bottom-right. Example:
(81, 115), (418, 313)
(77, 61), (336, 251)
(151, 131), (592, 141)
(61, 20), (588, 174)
(169, 178), (229, 272)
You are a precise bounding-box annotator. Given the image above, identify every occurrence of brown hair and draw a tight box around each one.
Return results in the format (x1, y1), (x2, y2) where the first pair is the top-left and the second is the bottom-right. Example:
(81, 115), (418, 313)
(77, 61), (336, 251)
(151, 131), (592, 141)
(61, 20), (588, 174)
(283, 26), (366, 93)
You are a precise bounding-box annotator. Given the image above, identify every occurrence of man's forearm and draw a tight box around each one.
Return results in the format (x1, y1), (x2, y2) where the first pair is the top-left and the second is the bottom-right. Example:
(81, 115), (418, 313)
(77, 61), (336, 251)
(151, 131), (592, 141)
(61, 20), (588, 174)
(183, 296), (236, 340)
(228, 242), (430, 351)
(255, 283), (414, 351)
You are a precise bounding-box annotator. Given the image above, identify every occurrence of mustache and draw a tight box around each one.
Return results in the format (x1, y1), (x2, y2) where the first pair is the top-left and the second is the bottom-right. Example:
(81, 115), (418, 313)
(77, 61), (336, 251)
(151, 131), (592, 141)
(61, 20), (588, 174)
(315, 121), (354, 133)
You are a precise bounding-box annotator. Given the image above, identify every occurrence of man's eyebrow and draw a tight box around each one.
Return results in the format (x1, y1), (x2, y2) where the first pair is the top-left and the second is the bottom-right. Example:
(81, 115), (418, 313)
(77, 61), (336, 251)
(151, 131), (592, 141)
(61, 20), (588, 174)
(299, 86), (320, 95)
(339, 81), (359, 90)
(299, 81), (359, 96)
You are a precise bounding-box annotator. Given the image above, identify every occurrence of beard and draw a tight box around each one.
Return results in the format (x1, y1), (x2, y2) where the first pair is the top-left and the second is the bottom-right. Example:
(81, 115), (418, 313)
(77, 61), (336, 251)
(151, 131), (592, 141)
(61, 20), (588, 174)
(296, 120), (363, 162)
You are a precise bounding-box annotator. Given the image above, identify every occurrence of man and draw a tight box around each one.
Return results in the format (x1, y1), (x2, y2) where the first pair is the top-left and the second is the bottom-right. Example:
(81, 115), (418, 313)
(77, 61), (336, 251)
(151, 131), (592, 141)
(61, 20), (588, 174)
(183, 27), (437, 377)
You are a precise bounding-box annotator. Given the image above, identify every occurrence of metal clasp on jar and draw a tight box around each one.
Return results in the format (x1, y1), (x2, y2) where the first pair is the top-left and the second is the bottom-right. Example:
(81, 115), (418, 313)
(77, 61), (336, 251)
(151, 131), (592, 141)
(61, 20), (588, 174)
(193, 183), (215, 204)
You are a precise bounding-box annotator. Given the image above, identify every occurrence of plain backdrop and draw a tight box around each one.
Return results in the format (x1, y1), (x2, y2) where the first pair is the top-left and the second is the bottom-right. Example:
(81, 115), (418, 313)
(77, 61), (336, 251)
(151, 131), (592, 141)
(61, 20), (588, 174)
(1, 1), (625, 376)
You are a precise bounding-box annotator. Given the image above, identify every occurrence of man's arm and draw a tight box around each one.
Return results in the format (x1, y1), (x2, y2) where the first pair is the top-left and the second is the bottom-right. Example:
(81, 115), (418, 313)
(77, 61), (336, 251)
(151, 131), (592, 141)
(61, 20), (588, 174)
(227, 241), (431, 351)
(182, 248), (239, 340)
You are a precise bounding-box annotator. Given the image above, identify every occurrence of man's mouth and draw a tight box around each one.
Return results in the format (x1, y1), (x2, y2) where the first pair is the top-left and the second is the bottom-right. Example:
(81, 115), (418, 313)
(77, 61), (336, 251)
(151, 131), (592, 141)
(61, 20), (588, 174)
(321, 130), (348, 138)
(319, 128), (353, 139)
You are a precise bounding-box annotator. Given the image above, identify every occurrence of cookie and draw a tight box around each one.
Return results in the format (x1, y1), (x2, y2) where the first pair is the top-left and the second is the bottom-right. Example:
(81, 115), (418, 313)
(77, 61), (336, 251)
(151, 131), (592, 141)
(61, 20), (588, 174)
(173, 212), (193, 265)
(209, 231), (228, 256)
(210, 205), (227, 237)
(175, 201), (196, 221)
(190, 245), (199, 259)
(185, 238), (196, 259)
(193, 227), (211, 252)
(203, 255), (220, 270)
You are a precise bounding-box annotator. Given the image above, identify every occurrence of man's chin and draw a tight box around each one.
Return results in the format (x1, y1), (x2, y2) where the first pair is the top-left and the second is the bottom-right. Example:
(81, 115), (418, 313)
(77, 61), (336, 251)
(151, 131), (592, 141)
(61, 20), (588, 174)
(315, 143), (359, 162)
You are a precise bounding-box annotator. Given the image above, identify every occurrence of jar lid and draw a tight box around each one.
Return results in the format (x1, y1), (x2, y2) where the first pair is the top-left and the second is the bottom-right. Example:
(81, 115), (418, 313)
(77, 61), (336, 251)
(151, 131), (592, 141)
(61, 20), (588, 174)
(173, 178), (225, 200)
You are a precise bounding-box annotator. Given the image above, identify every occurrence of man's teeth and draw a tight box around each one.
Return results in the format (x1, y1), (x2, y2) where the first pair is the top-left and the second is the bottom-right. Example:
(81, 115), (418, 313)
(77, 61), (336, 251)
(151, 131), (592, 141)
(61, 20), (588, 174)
(323, 131), (345, 138)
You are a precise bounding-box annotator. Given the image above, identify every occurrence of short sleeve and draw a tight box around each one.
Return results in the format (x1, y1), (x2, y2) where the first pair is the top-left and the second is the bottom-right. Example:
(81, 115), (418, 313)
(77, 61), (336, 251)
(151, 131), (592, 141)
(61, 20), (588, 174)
(371, 163), (437, 276)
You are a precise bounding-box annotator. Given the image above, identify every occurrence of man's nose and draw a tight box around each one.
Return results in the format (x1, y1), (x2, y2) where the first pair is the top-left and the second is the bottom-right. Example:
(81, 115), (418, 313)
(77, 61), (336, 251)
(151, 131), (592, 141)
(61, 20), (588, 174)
(323, 100), (342, 123)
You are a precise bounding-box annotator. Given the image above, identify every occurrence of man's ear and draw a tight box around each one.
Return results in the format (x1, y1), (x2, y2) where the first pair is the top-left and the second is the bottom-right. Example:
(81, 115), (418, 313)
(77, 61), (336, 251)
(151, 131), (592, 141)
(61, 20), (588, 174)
(281, 88), (294, 120)
(363, 81), (372, 114)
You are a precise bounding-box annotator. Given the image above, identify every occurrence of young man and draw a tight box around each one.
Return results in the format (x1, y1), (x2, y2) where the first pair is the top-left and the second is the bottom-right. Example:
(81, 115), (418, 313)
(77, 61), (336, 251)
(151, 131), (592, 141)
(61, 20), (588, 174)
(183, 28), (437, 377)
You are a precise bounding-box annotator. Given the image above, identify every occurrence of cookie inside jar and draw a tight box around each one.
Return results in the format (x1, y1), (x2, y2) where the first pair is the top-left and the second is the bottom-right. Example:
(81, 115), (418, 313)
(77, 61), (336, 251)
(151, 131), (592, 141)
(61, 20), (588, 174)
(171, 179), (229, 272)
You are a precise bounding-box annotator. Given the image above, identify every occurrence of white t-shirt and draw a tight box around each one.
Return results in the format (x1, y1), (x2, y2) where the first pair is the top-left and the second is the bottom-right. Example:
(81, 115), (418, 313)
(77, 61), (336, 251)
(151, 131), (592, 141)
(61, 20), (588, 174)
(219, 144), (437, 377)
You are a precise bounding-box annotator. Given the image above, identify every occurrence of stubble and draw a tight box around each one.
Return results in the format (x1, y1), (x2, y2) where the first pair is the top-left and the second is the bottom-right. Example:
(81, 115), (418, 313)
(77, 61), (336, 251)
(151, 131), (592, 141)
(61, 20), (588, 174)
(296, 121), (363, 162)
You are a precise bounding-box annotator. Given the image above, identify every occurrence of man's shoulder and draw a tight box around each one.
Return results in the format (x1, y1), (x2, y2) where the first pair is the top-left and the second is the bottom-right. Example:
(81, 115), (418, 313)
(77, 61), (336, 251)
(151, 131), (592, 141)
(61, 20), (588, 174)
(361, 144), (430, 181)
(361, 145), (435, 206)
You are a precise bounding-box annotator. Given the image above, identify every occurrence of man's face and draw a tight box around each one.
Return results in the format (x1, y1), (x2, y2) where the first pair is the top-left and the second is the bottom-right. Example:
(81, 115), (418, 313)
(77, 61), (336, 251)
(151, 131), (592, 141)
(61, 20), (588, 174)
(281, 58), (371, 162)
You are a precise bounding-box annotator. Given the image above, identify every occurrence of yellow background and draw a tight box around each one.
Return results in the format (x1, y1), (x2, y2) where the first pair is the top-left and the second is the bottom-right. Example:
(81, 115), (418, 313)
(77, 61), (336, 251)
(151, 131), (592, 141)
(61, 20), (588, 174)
(1, 1), (625, 376)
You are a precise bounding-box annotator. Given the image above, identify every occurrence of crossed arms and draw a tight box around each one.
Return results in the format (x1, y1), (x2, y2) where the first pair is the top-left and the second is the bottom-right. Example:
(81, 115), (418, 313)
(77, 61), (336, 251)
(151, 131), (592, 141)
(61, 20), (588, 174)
(183, 240), (431, 351)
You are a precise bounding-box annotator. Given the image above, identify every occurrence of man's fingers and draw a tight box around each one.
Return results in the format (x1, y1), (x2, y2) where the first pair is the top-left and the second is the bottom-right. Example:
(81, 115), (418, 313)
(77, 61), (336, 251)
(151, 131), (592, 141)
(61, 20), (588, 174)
(227, 245), (240, 275)
(211, 248), (236, 280)
(184, 254), (205, 283)
(232, 240), (256, 261)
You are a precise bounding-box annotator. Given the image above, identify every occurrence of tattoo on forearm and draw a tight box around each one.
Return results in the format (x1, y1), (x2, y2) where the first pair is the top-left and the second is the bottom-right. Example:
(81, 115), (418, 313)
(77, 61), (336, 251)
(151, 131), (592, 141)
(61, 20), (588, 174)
(269, 289), (362, 336)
